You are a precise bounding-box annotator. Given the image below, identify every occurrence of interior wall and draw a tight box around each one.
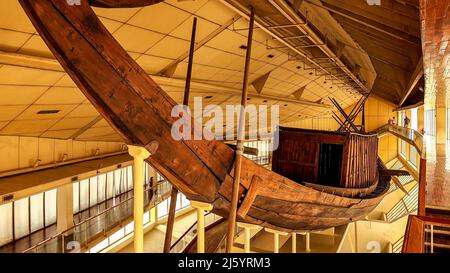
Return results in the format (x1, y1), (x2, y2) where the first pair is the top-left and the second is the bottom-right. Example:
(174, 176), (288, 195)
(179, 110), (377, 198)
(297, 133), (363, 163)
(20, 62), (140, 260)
(0, 135), (124, 173)
(349, 96), (399, 163)
(282, 115), (339, 131)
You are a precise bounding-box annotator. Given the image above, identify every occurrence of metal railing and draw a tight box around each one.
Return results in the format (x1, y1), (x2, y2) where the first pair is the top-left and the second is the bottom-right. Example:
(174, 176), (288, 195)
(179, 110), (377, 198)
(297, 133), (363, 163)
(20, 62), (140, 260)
(374, 124), (423, 156)
(386, 183), (419, 222)
(23, 180), (172, 253)
(392, 236), (404, 253)
(169, 212), (222, 253)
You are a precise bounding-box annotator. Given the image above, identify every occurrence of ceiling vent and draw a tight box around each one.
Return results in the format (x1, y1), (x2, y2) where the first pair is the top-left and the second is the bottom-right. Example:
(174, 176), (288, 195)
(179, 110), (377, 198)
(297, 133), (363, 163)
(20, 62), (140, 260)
(3, 194), (13, 202)
(37, 110), (60, 115)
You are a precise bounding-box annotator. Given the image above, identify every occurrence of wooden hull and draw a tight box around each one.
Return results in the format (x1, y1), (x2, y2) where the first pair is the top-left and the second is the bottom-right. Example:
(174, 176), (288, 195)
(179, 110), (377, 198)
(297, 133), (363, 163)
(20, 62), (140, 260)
(19, 0), (389, 232)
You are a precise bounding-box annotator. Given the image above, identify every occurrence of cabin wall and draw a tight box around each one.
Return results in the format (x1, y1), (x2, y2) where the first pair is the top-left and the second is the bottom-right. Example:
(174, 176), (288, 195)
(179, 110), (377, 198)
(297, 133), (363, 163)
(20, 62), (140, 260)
(0, 135), (124, 173)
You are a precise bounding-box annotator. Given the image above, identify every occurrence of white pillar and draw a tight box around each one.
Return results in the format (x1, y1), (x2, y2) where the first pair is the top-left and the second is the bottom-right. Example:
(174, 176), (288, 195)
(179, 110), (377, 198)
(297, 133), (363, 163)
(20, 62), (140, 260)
(238, 223), (259, 253)
(190, 201), (213, 253)
(128, 145), (150, 253)
(265, 228), (288, 253)
(305, 232), (311, 252)
(291, 233), (297, 253)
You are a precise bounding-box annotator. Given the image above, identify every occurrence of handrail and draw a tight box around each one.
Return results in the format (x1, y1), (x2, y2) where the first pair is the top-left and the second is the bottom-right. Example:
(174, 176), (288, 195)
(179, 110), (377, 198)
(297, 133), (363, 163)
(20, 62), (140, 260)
(169, 211), (212, 251)
(23, 180), (170, 253)
(372, 124), (424, 157)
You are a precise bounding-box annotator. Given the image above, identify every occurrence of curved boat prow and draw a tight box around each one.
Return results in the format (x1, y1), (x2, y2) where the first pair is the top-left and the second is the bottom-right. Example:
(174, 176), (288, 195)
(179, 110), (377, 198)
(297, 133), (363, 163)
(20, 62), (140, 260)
(19, 0), (388, 232)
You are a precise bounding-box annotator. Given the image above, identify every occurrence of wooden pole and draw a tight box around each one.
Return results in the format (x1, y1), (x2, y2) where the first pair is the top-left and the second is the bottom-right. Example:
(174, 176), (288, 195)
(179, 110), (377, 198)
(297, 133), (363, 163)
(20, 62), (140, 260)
(226, 7), (255, 253)
(163, 17), (197, 253)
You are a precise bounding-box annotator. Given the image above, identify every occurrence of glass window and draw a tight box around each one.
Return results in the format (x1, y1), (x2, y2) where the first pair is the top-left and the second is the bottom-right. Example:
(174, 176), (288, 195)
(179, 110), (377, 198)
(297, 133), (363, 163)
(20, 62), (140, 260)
(411, 108), (418, 131)
(14, 197), (29, 239)
(97, 174), (106, 203)
(106, 172), (114, 199)
(127, 166), (133, 191)
(79, 179), (89, 211)
(157, 199), (169, 219)
(0, 203), (13, 246)
(125, 222), (134, 235)
(410, 145), (418, 167)
(181, 194), (190, 208)
(425, 109), (436, 136)
(30, 193), (44, 233)
(109, 228), (125, 244)
(44, 189), (57, 226)
(143, 211), (150, 224)
(89, 176), (98, 207)
(401, 140), (407, 157)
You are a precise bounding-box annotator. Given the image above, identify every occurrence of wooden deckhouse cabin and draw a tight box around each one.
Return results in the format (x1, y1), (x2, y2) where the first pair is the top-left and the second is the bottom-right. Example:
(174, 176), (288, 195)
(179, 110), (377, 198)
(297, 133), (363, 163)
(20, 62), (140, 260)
(273, 127), (378, 190)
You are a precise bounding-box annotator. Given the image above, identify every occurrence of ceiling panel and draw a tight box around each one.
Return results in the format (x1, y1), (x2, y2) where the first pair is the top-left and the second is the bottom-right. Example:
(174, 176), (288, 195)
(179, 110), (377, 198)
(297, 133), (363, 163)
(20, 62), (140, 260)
(34, 87), (86, 105)
(127, 3), (191, 34)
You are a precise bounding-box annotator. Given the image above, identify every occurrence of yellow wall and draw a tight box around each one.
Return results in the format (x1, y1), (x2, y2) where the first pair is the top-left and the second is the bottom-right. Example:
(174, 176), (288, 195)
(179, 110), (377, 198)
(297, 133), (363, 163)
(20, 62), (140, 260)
(363, 96), (397, 132)
(0, 135), (124, 173)
(349, 96), (399, 163)
(282, 116), (339, 131)
(378, 134), (399, 163)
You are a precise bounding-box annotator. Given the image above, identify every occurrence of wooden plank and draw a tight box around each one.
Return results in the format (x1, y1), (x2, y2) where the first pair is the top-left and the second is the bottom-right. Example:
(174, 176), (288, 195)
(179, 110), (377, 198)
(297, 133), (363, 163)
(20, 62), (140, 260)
(237, 175), (262, 218)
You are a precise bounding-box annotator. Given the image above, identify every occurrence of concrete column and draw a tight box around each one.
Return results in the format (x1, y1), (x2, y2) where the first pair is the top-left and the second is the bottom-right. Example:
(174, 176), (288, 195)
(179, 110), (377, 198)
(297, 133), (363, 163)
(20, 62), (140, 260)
(238, 222), (258, 253)
(190, 201), (213, 253)
(264, 228), (288, 253)
(305, 232), (311, 252)
(128, 145), (150, 253)
(291, 233), (297, 253)
(56, 183), (74, 234)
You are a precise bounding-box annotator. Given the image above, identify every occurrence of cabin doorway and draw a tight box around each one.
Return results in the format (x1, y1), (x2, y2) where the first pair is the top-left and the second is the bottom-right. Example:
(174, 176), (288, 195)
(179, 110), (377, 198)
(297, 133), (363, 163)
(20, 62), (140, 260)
(317, 143), (343, 187)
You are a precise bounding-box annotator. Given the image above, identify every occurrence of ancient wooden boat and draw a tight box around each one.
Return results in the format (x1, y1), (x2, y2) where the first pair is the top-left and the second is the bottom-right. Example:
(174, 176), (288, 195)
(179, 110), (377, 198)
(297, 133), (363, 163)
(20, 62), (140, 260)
(19, 0), (390, 232)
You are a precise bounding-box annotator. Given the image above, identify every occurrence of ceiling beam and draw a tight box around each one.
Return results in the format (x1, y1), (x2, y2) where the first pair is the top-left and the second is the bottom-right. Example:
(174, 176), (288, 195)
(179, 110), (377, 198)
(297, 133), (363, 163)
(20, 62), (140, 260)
(305, 0), (421, 45)
(0, 51), (332, 108)
(221, 0), (369, 95)
(399, 57), (423, 106)
(320, 0), (421, 36)
(70, 115), (103, 140)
